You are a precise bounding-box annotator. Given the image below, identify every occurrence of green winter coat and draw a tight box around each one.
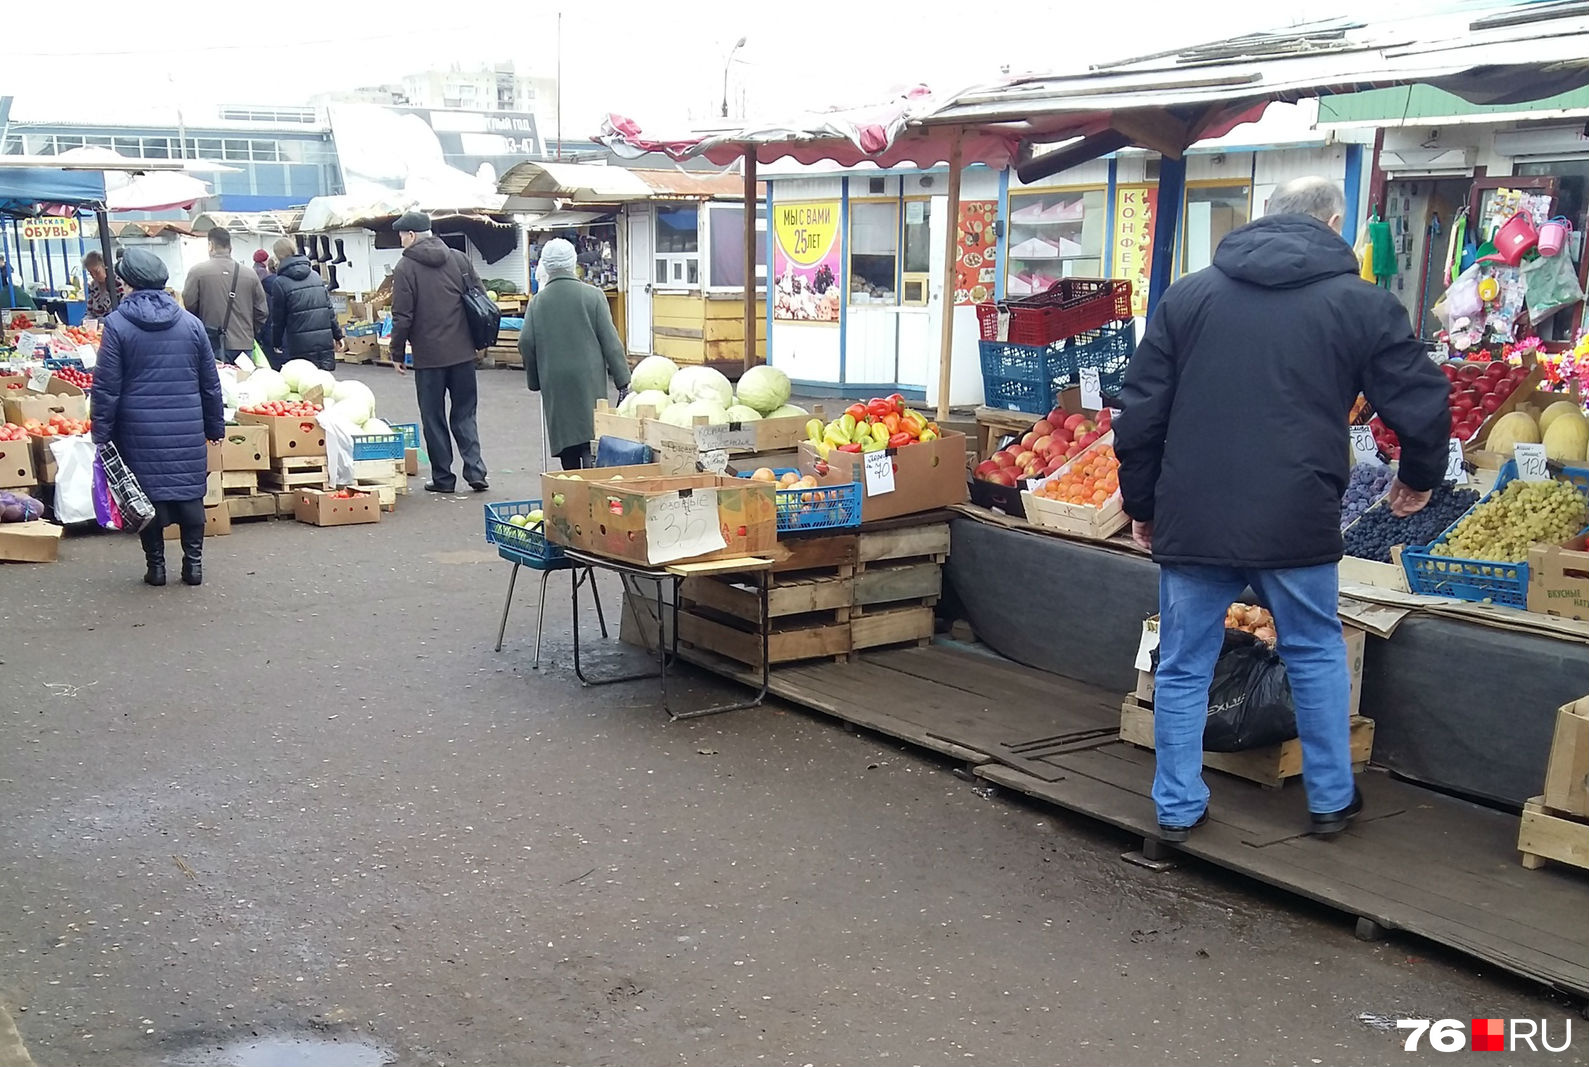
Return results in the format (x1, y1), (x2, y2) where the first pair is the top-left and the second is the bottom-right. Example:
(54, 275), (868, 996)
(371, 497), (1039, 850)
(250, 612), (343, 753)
(520, 277), (632, 453)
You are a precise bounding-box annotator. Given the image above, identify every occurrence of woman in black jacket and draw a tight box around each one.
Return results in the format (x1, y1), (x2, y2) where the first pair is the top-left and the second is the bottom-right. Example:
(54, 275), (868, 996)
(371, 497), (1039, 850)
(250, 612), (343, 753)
(268, 238), (343, 371)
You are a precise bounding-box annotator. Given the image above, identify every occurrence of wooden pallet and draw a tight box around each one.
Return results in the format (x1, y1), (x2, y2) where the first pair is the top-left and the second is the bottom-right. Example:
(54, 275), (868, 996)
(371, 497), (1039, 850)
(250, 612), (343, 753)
(1519, 796), (1589, 871)
(353, 457), (410, 496)
(1118, 695), (1375, 790)
(225, 491), (277, 521)
(273, 490), (298, 517)
(260, 456), (329, 491)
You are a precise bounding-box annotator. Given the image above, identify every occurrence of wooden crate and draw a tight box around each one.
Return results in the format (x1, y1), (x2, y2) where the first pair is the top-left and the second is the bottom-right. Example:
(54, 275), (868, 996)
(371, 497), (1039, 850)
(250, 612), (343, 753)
(592, 398), (825, 456)
(1338, 546), (1410, 593)
(225, 492), (277, 521)
(1518, 797), (1589, 871)
(220, 470), (259, 494)
(274, 490), (300, 517)
(1118, 695), (1375, 790)
(1020, 487), (1127, 540)
(260, 456), (329, 491)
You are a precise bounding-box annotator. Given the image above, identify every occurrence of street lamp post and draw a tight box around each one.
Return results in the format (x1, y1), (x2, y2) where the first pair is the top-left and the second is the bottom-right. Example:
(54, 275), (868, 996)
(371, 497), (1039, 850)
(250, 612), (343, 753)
(721, 37), (747, 119)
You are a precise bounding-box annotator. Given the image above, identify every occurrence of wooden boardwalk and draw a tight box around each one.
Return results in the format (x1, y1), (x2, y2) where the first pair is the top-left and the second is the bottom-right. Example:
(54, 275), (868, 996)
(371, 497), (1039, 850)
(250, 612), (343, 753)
(679, 641), (1589, 1003)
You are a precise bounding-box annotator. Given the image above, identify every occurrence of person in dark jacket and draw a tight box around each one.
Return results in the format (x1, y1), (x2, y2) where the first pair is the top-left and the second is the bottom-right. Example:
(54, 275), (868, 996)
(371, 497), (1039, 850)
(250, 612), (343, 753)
(1113, 176), (1450, 842)
(389, 210), (487, 492)
(91, 248), (225, 588)
(256, 254), (280, 367)
(269, 238), (344, 372)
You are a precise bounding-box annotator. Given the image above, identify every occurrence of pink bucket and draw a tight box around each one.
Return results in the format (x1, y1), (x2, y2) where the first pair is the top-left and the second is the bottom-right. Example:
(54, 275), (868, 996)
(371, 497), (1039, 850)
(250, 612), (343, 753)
(1537, 216), (1573, 257)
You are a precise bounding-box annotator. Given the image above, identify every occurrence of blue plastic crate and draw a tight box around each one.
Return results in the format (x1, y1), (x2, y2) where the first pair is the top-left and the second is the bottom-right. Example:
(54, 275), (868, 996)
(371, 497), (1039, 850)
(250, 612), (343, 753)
(345, 322), (378, 337)
(391, 422), (421, 450)
(979, 338), (1072, 414)
(42, 357), (86, 372)
(736, 468), (861, 533)
(352, 432), (405, 461)
(484, 499), (566, 569)
(1401, 460), (1589, 608)
(1063, 320), (1136, 397)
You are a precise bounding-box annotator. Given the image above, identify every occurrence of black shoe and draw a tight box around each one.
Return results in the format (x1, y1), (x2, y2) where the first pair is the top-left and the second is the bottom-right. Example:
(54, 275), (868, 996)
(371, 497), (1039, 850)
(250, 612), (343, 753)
(424, 482), (457, 494)
(182, 561), (203, 586)
(469, 480), (489, 492)
(1310, 787), (1363, 836)
(179, 526), (203, 587)
(1157, 808), (1209, 843)
(141, 537), (166, 586)
(144, 562), (166, 587)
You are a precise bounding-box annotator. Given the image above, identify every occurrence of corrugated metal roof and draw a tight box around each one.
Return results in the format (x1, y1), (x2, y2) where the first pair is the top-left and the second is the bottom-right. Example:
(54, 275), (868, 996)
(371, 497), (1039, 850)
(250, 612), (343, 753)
(497, 161), (746, 202)
(1317, 83), (1589, 125)
(190, 210), (304, 235)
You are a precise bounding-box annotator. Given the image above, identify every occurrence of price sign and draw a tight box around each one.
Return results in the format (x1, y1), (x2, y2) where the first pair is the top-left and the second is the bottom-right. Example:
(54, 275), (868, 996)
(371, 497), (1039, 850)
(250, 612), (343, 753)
(694, 423), (757, 451)
(644, 488), (726, 565)
(862, 450), (896, 496)
(698, 448), (730, 474)
(27, 368), (51, 392)
(1079, 367), (1103, 411)
(1514, 442), (1549, 482)
(14, 333), (38, 359)
(1445, 437), (1467, 484)
(1350, 425), (1379, 464)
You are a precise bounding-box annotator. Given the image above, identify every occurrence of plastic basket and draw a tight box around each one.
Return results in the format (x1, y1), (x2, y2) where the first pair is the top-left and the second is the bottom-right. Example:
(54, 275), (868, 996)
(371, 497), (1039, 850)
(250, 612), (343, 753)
(1064, 320), (1137, 397)
(352, 432), (405, 461)
(979, 338), (1073, 414)
(484, 499), (566, 569)
(736, 469), (861, 533)
(1401, 460), (1589, 608)
(391, 422), (421, 450)
(42, 357), (86, 372)
(976, 279), (1133, 346)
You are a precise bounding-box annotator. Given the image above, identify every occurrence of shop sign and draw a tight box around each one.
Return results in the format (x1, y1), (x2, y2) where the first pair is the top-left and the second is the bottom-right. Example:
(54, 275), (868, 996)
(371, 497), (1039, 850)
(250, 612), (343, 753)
(19, 216), (80, 241)
(772, 201), (841, 323)
(953, 200), (997, 306)
(1112, 185), (1157, 318)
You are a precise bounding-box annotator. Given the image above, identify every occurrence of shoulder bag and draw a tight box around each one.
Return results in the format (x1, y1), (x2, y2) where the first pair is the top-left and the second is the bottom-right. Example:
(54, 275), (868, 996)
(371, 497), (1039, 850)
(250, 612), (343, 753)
(205, 262), (241, 358)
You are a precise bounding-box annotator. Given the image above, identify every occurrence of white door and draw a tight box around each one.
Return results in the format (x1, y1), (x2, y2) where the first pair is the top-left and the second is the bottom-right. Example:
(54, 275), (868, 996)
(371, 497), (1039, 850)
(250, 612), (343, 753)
(625, 206), (653, 354)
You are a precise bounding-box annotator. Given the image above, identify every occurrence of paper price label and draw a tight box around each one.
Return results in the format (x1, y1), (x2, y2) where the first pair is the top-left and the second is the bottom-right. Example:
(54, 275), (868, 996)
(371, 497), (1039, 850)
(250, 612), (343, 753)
(694, 423), (757, 451)
(862, 450), (896, 496)
(644, 488), (726, 565)
(1350, 425), (1379, 464)
(1445, 438), (1467, 484)
(28, 367), (51, 392)
(1514, 442), (1549, 482)
(698, 448), (730, 474)
(1079, 367), (1103, 411)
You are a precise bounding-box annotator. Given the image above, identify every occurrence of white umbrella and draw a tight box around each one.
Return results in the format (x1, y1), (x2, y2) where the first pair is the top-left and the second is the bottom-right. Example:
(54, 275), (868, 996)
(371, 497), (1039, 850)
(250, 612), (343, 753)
(106, 171), (212, 212)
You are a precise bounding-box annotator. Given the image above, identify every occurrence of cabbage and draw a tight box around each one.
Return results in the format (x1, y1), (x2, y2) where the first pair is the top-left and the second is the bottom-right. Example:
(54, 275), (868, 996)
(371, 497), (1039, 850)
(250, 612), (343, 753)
(297, 368), (337, 399)
(280, 359), (318, 392)
(332, 394), (374, 427)
(669, 365), (733, 408)
(735, 365), (791, 415)
(241, 367), (289, 404)
(660, 400), (729, 427)
(618, 389), (671, 417)
(362, 417), (394, 435)
(285, 392), (303, 402)
(332, 379), (375, 407)
(630, 355), (678, 393)
(725, 404), (763, 423)
(766, 403), (808, 419)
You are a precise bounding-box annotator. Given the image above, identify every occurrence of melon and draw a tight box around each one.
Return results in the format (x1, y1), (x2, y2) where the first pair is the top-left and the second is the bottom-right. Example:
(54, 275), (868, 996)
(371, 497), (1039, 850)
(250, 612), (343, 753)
(1485, 410), (1540, 453)
(1542, 411), (1588, 464)
(1538, 400), (1587, 437)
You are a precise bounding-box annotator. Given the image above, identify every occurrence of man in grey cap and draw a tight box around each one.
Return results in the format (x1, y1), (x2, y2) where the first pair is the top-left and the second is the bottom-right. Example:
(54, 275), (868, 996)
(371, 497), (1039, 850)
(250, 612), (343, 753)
(389, 210), (488, 492)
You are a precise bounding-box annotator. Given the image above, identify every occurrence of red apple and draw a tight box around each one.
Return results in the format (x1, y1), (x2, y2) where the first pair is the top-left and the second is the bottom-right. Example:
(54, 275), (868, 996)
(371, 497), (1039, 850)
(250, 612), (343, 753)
(1441, 364), (1460, 382)
(1492, 379), (1517, 400)
(1032, 434), (1053, 454)
(1459, 364), (1483, 382)
(1451, 395), (1475, 416)
(1077, 431), (1101, 449)
(1015, 450), (1037, 469)
(1031, 419), (1054, 436)
(1050, 424), (1073, 444)
(1064, 443), (1082, 459)
(974, 460), (999, 479)
(1095, 409), (1113, 431)
(992, 452), (1016, 469)
(988, 469), (1017, 487)
(1043, 457), (1065, 475)
(1483, 362), (1508, 381)
(1072, 419), (1098, 437)
(1021, 431), (1040, 451)
(1509, 365), (1529, 382)
(1023, 462), (1042, 478)
(1480, 394), (1503, 414)
(1047, 407), (1067, 426)
(1062, 413), (1089, 433)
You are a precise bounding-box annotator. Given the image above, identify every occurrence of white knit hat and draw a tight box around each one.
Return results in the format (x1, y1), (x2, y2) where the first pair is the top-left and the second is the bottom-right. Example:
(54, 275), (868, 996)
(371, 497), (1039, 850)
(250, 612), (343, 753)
(540, 238), (577, 275)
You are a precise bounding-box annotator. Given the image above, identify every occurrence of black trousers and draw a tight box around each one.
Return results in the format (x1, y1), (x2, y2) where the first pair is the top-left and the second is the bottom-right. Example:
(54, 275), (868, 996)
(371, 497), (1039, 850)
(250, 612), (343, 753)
(414, 362), (486, 488)
(137, 498), (205, 557)
(558, 443), (592, 470)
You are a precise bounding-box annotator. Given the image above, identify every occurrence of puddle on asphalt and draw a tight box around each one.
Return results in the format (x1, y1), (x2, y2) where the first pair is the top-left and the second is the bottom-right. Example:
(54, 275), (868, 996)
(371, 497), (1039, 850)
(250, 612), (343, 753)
(171, 1033), (392, 1067)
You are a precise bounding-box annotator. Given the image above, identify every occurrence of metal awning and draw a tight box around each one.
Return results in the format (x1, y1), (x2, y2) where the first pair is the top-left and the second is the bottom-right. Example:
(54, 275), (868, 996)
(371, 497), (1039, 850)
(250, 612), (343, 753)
(497, 161), (747, 203)
(521, 209), (613, 230)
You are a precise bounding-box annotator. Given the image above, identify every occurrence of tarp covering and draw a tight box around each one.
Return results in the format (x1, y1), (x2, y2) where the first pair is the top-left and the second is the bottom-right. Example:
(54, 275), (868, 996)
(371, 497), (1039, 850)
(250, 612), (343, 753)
(0, 167), (106, 213)
(498, 161), (747, 202)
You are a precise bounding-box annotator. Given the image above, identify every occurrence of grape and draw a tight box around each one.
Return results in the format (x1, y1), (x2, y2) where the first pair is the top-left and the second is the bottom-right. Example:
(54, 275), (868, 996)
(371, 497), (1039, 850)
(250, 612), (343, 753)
(1340, 462), (1397, 530)
(1342, 483), (1481, 563)
(1432, 479), (1589, 564)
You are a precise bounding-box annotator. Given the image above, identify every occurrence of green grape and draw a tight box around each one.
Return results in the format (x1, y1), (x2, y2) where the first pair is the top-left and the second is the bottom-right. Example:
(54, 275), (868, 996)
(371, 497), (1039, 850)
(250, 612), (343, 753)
(1431, 479), (1589, 563)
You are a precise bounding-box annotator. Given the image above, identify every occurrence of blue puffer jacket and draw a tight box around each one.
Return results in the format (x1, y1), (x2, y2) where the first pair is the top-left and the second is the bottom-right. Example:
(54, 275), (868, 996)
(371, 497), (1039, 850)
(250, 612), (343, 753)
(91, 290), (225, 502)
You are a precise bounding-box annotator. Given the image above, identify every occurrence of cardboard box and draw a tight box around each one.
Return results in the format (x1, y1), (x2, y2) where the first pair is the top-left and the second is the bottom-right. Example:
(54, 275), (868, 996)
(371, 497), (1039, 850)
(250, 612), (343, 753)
(1543, 697), (1589, 819)
(541, 469), (775, 566)
(164, 503), (231, 539)
(220, 424), (270, 470)
(1528, 545), (1589, 621)
(3, 378), (88, 425)
(404, 447), (420, 477)
(203, 471), (223, 507)
(30, 437), (59, 484)
(238, 411), (326, 460)
(294, 488), (382, 527)
(0, 519), (62, 562)
(341, 334), (378, 361)
(798, 431), (969, 523)
(0, 437), (36, 488)
(206, 438), (222, 473)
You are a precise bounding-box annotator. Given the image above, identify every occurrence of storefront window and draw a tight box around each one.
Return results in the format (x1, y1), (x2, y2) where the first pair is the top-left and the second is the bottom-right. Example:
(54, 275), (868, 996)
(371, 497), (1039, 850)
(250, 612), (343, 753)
(654, 206), (700, 288)
(1182, 184), (1251, 274)
(1514, 159), (1589, 341)
(707, 204), (768, 289)
(1005, 189), (1105, 297)
(850, 201), (898, 304)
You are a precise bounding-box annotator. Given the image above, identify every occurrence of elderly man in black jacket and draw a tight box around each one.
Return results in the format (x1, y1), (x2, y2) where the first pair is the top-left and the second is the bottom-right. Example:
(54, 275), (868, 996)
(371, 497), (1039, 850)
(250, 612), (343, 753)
(1114, 176), (1450, 843)
(269, 238), (343, 371)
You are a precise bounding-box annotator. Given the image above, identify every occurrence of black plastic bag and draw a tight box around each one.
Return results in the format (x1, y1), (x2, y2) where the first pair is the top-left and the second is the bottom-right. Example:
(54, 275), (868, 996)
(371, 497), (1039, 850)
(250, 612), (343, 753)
(1151, 629), (1298, 752)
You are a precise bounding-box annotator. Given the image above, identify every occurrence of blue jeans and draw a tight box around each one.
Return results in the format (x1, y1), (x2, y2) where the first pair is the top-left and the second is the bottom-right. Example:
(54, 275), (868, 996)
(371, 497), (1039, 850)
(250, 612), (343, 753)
(1154, 563), (1355, 826)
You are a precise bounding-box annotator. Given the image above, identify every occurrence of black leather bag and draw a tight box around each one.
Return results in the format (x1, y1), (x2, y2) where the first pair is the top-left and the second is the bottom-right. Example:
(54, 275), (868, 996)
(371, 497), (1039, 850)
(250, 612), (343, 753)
(453, 251), (501, 350)
(205, 263), (241, 358)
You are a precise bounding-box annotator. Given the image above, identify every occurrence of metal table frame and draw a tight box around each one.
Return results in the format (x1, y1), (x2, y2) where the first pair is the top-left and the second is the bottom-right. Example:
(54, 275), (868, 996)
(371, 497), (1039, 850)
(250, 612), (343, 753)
(493, 554), (607, 671)
(563, 547), (772, 721)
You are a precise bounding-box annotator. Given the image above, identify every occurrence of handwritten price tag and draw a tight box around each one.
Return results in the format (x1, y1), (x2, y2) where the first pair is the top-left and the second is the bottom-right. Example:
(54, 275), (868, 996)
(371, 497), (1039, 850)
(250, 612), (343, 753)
(698, 448), (729, 474)
(644, 488), (726, 565)
(27, 368), (51, 393)
(1445, 438), (1467, 484)
(1079, 367), (1103, 411)
(1514, 442), (1549, 482)
(694, 423), (757, 451)
(862, 450), (896, 496)
(1350, 425), (1379, 464)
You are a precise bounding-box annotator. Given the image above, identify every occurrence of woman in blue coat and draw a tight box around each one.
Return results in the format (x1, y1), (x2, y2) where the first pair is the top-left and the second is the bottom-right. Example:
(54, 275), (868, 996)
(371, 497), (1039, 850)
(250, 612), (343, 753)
(91, 248), (225, 587)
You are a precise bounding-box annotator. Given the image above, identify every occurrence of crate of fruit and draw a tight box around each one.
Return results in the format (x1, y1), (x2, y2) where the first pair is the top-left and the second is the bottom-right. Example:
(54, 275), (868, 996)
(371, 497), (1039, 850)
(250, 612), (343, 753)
(1401, 461), (1589, 608)
(483, 499), (564, 568)
(1019, 431), (1129, 540)
(1339, 477), (1481, 592)
(738, 467), (860, 534)
(351, 432), (405, 461)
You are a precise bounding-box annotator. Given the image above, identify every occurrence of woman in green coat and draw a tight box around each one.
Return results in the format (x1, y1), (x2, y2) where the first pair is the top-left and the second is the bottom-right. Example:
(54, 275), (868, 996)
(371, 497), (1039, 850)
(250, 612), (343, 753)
(520, 239), (632, 469)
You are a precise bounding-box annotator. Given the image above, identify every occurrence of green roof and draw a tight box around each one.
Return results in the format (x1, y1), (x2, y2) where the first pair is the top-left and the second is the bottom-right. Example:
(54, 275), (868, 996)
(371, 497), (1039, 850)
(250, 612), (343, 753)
(1318, 84), (1589, 123)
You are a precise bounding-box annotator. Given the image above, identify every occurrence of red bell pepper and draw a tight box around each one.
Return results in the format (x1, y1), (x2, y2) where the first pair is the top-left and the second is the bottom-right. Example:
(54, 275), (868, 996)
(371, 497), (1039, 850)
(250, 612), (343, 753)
(887, 431), (914, 449)
(867, 398), (894, 419)
(887, 393), (906, 414)
(837, 442), (863, 453)
(845, 403), (868, 423)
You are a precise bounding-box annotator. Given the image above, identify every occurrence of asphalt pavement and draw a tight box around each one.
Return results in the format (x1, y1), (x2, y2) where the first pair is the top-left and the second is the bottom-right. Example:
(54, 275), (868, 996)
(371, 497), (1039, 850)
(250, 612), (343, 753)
(0, 364), (1580, 1067)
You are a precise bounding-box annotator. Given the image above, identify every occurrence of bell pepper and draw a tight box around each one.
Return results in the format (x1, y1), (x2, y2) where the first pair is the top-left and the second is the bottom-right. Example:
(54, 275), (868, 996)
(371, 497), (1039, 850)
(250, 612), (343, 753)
(845, 402), (868, 423)
(867, 398), (894, 419)
(887, 393), (906, 414)
(840, 413), (858, 438)
(838, 442), (863, 453)
(860, 436), (885, 453)
(888, 431), (914, 449)
(900, 411), (927, 437)
(882, 412), (901, 435)
(870, 422), (890, 446)
(918, 428), (938, 442)
(814, 441), (832, 459)
(805, 418), (825, 444)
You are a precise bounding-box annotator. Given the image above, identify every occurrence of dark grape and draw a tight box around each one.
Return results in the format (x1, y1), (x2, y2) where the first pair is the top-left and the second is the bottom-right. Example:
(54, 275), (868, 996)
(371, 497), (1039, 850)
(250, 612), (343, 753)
(1340, 462), (1397, 530)
(1342, 484), (1481, 563)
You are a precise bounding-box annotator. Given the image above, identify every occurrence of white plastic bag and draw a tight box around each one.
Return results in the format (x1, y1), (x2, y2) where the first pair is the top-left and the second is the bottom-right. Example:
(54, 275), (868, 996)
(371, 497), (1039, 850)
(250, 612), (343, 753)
(317, 407), (359, 488)
(50, 435), (97, 524)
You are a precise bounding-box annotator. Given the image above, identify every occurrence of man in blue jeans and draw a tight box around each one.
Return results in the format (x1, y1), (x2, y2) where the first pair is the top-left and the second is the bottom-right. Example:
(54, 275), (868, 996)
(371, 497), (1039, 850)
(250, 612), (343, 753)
(1114, 177), (1451, 841)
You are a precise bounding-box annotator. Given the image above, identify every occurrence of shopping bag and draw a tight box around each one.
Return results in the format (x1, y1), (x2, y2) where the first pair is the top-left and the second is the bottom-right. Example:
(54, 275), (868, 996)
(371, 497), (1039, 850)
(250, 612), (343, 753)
(1522, 250), (1586, 325)
(50, 435), (98, 525)
(1201, 630), (1298, 752)
(317, 407), (358, 488)
(96, 441), (157, 531)
(92, 451), (124, 531)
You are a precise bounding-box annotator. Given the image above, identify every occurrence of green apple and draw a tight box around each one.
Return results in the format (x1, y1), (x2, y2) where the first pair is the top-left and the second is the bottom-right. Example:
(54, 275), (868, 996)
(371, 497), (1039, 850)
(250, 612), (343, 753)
(526, 508), (544, 523)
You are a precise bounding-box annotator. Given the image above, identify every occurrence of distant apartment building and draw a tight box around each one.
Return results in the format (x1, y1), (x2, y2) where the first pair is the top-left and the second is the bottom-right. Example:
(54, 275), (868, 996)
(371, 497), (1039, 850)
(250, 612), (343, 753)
(315, 62), (558, 124)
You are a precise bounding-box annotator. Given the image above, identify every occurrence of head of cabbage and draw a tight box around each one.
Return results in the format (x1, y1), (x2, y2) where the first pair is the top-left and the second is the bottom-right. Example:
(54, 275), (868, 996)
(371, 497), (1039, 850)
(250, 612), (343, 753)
(734, 365), (791, 415)
(618, 389), (671, 417)
(279, 359), (319, 393)
(668, 366), (733, 408)
(660, 399), (729, 427)
(724, 404), (763, 423)
(765, 403), (808, 419)
(630, 355), (678, 394)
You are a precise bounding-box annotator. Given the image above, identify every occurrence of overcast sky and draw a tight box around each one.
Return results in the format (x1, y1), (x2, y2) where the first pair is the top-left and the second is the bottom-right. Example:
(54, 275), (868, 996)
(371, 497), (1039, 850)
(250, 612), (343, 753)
(10, 0), (1471, 136)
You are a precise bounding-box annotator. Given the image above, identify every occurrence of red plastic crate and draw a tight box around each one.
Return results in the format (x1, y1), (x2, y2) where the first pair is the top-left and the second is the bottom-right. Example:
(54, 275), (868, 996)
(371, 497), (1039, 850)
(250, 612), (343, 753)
(976, 279), (1132, 346)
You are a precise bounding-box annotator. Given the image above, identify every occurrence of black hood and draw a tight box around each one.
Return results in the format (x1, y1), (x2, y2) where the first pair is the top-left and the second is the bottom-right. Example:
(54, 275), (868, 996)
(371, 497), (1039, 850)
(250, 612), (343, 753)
(402, 235), (453, 268)
(1213, 214), (1359, 290)
(278, 255), (317, 281)
(117, 289), (183, 331)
